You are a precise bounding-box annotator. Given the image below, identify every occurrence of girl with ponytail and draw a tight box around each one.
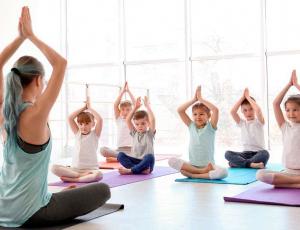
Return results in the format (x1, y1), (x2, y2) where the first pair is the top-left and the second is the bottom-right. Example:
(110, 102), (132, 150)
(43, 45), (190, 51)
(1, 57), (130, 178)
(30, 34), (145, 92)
(0, 7), (110, 227)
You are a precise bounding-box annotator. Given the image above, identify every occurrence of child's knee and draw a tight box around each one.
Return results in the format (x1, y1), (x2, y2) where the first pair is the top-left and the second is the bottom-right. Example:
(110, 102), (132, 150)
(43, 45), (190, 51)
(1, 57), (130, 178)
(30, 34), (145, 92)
(256, 169), (274, 184)
(144, 154), (154, 162)
(262, 150), (270, 159)
(209, 167), (228, 179)
(100, 147), (108, 156)
(94, 171), (102, 181)
(51, 164), (61, 175)
(117, 152), (126, 161)
(168, 158), (184, 171)
(225, 151), (233, 160)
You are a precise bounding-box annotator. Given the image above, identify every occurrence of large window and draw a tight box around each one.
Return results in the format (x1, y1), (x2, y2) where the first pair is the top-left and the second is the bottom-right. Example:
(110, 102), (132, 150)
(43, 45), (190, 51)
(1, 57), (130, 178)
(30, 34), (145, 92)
(124, 0), (185, 61)
(1, 0), (300, 164)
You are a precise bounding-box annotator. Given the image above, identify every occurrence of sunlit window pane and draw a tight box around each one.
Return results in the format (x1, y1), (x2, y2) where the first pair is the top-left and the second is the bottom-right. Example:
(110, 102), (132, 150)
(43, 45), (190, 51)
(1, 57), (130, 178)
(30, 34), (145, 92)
(125, 0), (185, 60)
(126, 62), (188, 155)
(191, 0), (261, 57)
(67, 0), (120, 65)
(267, 0), (300, 51)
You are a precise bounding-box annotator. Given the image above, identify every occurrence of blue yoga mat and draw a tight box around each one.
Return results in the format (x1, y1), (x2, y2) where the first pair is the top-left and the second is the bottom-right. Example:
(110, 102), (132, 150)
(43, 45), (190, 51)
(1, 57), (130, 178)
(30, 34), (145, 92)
(175, 164), (284, 185)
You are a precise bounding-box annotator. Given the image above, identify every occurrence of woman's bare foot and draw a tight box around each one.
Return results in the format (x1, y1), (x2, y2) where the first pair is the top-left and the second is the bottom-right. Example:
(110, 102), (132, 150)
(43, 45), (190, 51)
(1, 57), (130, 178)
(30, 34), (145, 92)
(118, 167), (132, 175)
(141, 168), (151, 174)
(250, 162), (265, 169)
(62, 185), (77, 191)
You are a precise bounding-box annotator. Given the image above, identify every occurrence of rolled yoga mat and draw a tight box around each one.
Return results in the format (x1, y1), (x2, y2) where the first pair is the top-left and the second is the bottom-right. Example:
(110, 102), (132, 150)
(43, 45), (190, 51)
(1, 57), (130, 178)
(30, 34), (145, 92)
(0, 203), (124, 230)
(49, 166), (178, 188)
(224, 183), (300, 206)
(175, 164), (283, 185)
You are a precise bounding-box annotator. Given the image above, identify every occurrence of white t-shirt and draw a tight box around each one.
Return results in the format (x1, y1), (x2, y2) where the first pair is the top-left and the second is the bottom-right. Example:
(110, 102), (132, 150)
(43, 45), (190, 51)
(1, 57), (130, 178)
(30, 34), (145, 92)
(281, 122), (300, 170)
(116, 117), (132, 148)
(238, 119), (265, 151)
(72, 130), (99, 170)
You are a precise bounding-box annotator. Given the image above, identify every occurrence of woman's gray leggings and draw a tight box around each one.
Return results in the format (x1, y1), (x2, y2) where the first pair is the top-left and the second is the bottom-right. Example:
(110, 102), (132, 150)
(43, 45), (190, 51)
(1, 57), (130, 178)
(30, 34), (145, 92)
(23, 183), (111, 227)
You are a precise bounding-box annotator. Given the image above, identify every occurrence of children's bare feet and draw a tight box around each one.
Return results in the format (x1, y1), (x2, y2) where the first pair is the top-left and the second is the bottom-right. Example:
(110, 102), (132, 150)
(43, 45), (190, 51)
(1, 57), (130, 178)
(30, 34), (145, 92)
(141, 168), (151, 174)
(180, 169), (194, 178)
(60, 177), (79, 182)
(206, 162), (214, 172)
(118, 167), (132, 175)
(229, 162), (238, 168)
(250, 162), (265, 169)
(106, 157), (118, 163)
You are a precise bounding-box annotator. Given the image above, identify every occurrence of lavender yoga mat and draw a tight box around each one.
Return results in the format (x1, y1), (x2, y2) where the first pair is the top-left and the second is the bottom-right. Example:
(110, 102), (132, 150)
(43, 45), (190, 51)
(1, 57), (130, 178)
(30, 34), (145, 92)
(49, 166), (178, 188)
(224, 183), (300, 206)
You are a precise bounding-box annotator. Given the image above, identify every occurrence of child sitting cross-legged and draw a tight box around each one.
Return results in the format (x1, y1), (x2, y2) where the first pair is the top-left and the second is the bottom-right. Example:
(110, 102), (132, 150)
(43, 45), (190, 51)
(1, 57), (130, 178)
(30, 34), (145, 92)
(225, 88), (269, 169)
(118, 96), (156, 175)
(168, 86), (228, 180)
(51, 98), (103, 182)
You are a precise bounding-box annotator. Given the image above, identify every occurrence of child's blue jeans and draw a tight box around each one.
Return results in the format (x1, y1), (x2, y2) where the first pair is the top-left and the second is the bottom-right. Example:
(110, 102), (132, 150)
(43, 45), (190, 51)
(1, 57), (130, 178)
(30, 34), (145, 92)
(117, 152), (155, 174)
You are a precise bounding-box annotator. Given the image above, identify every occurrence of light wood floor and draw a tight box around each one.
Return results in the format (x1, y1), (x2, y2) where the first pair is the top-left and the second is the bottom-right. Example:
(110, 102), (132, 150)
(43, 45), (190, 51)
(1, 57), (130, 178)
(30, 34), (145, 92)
(48, 160), (300, 230)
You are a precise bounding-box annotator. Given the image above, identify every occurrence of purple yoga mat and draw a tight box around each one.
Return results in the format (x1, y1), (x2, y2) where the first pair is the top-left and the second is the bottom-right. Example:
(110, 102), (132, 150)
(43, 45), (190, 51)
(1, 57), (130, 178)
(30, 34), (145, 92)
(224, 183), (300, 206)
(49, 166), (178, 188)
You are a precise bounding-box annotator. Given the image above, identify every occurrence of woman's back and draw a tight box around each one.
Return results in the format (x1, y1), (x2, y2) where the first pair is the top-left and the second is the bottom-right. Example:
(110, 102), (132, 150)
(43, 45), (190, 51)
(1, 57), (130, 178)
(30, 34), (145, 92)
(0, 103), (52, 227)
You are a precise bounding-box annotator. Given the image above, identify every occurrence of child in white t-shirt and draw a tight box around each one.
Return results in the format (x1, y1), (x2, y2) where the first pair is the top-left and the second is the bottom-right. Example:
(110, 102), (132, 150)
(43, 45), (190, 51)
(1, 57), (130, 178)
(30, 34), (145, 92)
(257, 70), (300, 188)
(51, 98), (103, 182)
(225, 88), (269, 169)
(100, 82), (135, 162)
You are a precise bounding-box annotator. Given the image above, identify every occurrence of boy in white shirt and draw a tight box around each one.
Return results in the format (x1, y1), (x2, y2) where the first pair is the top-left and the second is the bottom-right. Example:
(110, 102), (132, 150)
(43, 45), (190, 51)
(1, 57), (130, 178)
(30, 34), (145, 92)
(100, 82), (135, 162)
(225, 88), (269, 169)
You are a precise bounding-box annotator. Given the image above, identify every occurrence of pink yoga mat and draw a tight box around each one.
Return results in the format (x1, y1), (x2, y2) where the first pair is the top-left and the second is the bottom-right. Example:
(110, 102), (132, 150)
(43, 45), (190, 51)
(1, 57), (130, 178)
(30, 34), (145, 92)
(49, 166), (178, 188)
(224, 183), (300, 206)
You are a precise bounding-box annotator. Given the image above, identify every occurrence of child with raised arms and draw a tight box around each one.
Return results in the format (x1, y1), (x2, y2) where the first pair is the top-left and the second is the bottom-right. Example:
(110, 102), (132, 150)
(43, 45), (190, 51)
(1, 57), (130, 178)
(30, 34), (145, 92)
(118, 96), (155, 175)
(257, 70), (300, 188)
(225, 88), (269, 169)
(100, 82), (135, 162)
(51, 97), (103, 183)
(168, 86), (227, 179)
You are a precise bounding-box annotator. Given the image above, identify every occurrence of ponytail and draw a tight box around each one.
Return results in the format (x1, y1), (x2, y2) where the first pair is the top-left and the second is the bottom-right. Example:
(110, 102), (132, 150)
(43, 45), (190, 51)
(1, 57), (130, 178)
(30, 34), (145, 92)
(3, 69), (23, 140)
(3, 56), (44, 157)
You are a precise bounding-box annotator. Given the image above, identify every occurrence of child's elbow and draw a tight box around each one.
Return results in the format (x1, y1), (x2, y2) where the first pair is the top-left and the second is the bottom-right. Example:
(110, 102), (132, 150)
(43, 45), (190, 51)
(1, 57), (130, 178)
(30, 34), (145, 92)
(273, 100), (280, 106)
(60, 57), (67, 67)
(213, 108), (219, 114)
(68, 116), (74, 123)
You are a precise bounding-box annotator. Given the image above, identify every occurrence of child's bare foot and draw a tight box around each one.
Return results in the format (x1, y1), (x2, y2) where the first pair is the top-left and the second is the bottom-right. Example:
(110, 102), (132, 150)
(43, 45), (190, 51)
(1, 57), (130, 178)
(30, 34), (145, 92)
(229, 162), (238, 168)
(250, 162), (265, 169)
(106, 157), (118, 163)
(79, 171), (93, 177)
(206, 162), (214, 172)
(118, 167), (132, 175)
(141, 168), (151, 174)
(62, 185), (77, 191)
(60, 177), (79, 182)
(180, 169), (194, 178)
